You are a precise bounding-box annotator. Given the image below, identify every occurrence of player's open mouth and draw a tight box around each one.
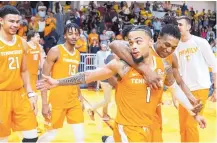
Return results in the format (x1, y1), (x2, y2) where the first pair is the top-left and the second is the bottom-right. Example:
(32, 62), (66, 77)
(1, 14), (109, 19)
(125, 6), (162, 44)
(132, 52), (140, 57)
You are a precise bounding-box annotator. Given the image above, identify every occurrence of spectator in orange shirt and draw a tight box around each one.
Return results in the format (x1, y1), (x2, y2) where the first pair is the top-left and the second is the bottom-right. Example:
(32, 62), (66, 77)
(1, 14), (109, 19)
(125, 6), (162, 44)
(88, 28), (99, 46)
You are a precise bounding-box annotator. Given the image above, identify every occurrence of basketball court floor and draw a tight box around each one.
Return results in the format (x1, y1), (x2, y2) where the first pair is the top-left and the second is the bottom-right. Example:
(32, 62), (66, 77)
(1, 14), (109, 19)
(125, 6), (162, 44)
(8, 89), (216, 142)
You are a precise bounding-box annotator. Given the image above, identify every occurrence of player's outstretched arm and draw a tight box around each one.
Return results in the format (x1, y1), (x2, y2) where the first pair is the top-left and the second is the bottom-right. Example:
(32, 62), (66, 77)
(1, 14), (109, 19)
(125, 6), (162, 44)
(172, 54), (198, 104)
(109, 40), (162, 89)
(164, 62), (202, 115)
(37, 59), (119, 91)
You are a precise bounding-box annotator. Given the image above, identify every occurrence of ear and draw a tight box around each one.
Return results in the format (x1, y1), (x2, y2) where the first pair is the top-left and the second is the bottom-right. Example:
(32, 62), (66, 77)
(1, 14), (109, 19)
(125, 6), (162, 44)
(187, 24), (191, 31)
(0, 17), (3, 25)
(149, 38), (154, 47)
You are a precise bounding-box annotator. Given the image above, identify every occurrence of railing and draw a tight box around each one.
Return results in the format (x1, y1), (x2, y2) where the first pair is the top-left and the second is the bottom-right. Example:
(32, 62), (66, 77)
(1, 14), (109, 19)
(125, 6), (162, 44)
(79, 53), (97, 89)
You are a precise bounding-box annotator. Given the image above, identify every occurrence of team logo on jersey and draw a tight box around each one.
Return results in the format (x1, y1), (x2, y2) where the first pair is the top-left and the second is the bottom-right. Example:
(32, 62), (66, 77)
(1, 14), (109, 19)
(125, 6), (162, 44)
(156, 69), (164, 76)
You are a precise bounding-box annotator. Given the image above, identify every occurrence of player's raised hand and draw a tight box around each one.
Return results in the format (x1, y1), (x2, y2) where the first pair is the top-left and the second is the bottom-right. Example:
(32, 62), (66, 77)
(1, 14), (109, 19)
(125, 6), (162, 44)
(143, 67), (162, 89)
(36, 74), (59, 91)
(194, 115), (206, 129)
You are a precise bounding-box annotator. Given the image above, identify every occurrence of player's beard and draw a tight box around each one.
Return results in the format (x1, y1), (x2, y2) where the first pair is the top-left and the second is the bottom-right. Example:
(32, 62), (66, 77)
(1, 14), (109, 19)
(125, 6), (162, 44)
(132, 55), (144, 64)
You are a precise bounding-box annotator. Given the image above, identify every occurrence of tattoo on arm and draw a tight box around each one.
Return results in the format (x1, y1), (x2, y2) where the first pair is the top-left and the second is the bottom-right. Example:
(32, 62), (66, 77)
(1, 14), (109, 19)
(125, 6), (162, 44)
(120, 60), (130, 76)
(163, 59), (175, 86)
(58, 73), (86, 86)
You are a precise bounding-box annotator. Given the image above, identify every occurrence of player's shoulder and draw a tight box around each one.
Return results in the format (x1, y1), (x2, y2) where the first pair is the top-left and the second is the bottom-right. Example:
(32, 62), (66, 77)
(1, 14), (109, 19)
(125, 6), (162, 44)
(191, 35), (208, 44)
(47, 45), (60, 57)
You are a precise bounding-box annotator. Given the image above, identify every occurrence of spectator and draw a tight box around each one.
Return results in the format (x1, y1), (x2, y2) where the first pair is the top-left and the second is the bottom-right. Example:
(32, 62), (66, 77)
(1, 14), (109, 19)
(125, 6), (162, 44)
(200, 9), (206, 17)
(176, 7), (181, 16)
(100, 30), (110, 46)
(29, 16), (38, 31)
(200, 27), (207, 39)
(153, 18), (161, 33)
(55, 2), (65, 44)
(64, 1), (71, 13)
(97, 3), (105, 17)
(75, 37), (88, 53)
(145, 1), (150, 11)
(133, 3), (141, 17)
(181, 2), (187, 15)
(80, 28), (88, 42)
(74, 11), (81, 27)
(36, 5), (47, 38)
(88, 28), (99, 47)
(207, 26), (216, 40)
(208, 33), (215, 44)
(152, 1), (159, 11)
(209, 11), (216, 28)
(116, 31), (123, 40)
(89, 39), (100, 53)
(30, 1), (38, 16)
(203, 14), (209, 27)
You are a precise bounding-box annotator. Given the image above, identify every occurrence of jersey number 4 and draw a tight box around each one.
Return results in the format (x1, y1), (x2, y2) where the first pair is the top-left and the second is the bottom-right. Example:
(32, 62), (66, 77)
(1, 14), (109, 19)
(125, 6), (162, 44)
(8, 57), (19, 70)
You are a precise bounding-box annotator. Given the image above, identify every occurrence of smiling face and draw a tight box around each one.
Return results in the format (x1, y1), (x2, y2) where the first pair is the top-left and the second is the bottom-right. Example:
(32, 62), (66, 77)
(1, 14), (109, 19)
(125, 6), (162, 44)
(156, 34), (179, 58)
(127, 30), (152, 63)
(0, 14), (20, 35)
(64, 27), (80, 46)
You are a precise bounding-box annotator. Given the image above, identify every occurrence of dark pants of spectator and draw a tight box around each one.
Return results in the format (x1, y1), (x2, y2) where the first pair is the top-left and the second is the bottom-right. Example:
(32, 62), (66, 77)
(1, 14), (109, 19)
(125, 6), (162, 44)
(154, 30), (160, 34)
(31, 8), (37, 16)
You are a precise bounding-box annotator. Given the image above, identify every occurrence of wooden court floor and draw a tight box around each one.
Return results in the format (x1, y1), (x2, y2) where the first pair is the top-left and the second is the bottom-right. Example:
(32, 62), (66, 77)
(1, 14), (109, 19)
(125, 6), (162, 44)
(8, 89), (217, 142)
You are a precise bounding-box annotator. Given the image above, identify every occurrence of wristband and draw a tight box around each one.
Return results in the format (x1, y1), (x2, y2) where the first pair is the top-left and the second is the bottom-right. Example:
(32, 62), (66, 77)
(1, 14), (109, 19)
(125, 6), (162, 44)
(28, 92), (36, 98)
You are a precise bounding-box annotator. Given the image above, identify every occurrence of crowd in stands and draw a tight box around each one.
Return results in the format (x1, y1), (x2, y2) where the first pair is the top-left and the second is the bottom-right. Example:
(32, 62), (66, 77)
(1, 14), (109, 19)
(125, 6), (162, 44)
(0, 1), (216, 55)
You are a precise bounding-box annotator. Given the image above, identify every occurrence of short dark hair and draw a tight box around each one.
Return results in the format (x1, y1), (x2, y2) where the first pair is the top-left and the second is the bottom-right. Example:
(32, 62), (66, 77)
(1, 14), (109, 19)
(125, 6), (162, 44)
(64, 23), (80, 35)
(122, 25), (152, 39)
(0, 5), (20, 18)
(162, 16), (178, 25)
(27, 30), (38, 41)
(176, 16), (191, 25)
(159, 24), (181, 40)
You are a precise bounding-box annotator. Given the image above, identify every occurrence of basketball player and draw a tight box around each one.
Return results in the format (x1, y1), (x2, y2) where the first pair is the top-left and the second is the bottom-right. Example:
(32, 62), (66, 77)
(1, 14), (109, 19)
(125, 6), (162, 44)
(37, 23), (84, 143)
(26, 30), (45, 92)
(108, 19), (202, 142)
(37, 25), (206, 142)
(176, 16), (216, 142)
(0, 6), (38, 143)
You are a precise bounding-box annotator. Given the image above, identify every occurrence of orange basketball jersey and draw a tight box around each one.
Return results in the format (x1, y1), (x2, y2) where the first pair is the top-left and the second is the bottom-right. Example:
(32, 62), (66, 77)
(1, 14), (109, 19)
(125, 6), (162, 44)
(0, 35), (24, 90)
(49, 44), (80, 108)
(27, 43), (41, 75)
(115, 49), (166, 127)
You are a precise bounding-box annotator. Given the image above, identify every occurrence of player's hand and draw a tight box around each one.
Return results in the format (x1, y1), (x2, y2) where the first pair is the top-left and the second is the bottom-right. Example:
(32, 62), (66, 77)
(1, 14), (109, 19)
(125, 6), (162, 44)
(29, 94), (38, 116)
(78, 95), (85, 111)
(194, 115), (206, 129)
(208, 90), (216, 102)
(143, 67), (162, 89)
(42, 103), (51, 119)
(191, 99), (203, 114)
(36, 74), (59, 91)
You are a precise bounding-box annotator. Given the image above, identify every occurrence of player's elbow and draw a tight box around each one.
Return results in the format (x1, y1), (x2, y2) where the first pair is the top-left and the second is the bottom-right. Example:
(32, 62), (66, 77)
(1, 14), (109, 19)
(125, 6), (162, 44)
(109, 41), (119, 51)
